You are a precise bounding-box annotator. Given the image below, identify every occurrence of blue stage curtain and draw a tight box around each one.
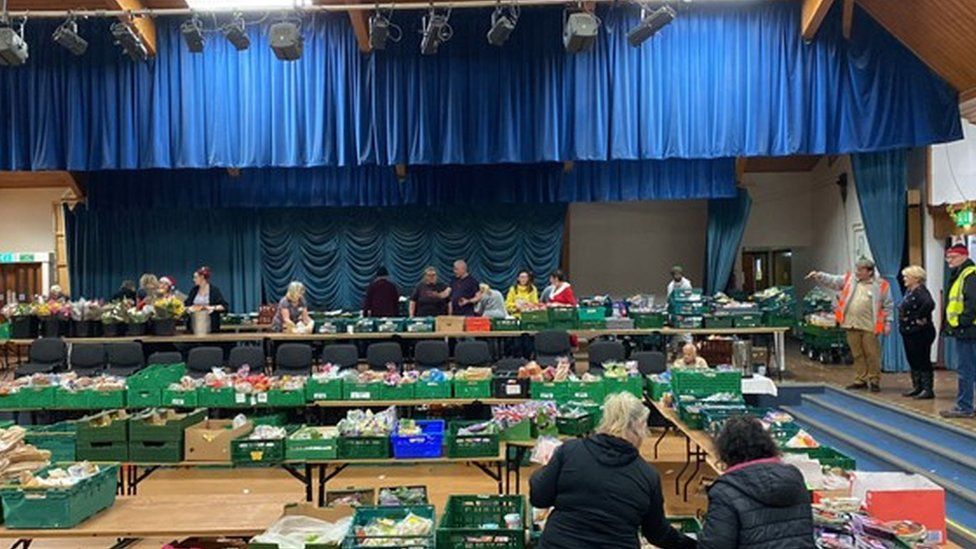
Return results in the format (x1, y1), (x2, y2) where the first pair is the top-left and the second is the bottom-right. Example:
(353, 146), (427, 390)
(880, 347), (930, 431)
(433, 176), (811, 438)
(852, 149), (910, 373)
(81, 159), (736, 209)
(705, 189), (752, 295)
(66, 206), (263, 313)
(0, 3), (960, 170)
(259, 205), (566, 309)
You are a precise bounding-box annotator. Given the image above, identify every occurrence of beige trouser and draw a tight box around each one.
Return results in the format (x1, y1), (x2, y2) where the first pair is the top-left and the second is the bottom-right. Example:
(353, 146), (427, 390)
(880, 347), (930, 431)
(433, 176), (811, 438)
(846, 328), (881, 384)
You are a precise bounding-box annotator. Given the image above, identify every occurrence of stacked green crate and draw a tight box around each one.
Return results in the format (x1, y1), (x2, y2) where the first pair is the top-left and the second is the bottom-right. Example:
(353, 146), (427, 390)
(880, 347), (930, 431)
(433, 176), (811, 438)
(196, 386), (236, 407)
(447, 421), (500, 458)
(337, 435), (390, 459)
(491, 318), (521, 332)
(548, 307), (578, 330)
(232, 426), (297, 466)
(126, 363), (187, 408)
(305, 377), (343, 401)
(630, 311), (666, 329)
(529, 381), (567, 401)
(564, 379), (605, 403)
(414, 379), (452, 399)
(353, 318), (376, 333)
(0, 385), (56, 410)
(437, 495), (526, 549)
(349, 505), (436, 548)
(26, 421), (77, 462)
(519, 309), (549, 331)
(342, 381), (387, 401)
(577, 306), (606, 330)
(405, 317), (436, 333)
(453, 378), (492, 399)
(670, 369), (742, 398)
(754, 286), (797, 327)
(128, 408), (205, 463)
(375, 318), (405, 333)
(285, 426), (338, 461)
(603, 376), (642, 397)
(0, 463), (119, 529)
(76, 411), (129, 461)
(669, 288), (706, 329)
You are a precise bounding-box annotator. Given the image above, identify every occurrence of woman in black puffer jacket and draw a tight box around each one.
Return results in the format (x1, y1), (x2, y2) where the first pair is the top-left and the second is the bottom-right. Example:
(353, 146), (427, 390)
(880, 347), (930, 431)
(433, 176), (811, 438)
(698, 416), (815, 549)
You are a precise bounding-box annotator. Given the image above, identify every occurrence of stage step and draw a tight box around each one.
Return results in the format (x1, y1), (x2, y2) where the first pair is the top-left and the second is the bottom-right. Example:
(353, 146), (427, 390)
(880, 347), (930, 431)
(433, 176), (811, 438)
(781, 387), (976, 547)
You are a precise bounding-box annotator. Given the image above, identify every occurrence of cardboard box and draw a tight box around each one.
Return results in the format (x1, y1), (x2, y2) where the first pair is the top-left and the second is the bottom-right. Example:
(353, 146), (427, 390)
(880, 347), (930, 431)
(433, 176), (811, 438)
(278, 502), (356, 521)
(184, 419), (253, 462)
(851, 472), (946, 545)
(435, 316), (465, 333)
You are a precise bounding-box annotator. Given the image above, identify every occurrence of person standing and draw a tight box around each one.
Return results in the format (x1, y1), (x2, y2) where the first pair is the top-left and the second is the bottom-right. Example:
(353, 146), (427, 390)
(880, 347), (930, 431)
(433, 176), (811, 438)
(362, 267), (400, 318)
(698, 416), (815, 548)
(474, 283), (508, 319)
(898, 265), (936, 400)
(808, 259), (893, 392)
(184, 266), (229, 332)
(409, 267), (450, 317)
(667, 266), (692, 298)
(272, 281), (313, 332)
(450, 260), (480, 316)
(941, 244), (976, 419)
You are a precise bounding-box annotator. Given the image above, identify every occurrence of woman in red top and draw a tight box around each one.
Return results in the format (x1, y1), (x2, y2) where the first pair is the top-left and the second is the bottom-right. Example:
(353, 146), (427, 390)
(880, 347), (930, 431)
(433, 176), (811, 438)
(547, 269), (578, 307)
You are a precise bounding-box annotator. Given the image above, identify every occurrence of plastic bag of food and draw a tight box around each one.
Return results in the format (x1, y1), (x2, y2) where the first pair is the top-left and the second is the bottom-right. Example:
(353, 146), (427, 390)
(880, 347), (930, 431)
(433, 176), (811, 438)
(250, 515), (353, 549)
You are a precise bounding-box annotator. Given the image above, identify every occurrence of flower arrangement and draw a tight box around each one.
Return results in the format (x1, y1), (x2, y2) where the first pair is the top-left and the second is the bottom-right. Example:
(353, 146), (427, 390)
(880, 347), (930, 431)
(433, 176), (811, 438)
(1, 302), (33, 318)
(127, 306), (152, 324)
(101, 301), (127, 325)
(70, 299), (104, 322)
(153, 297), (186, 320)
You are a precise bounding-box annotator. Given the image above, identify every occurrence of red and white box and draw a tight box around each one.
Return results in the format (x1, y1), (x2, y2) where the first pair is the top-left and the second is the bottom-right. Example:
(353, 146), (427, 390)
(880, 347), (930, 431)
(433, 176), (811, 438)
(851, 471), (946, 545)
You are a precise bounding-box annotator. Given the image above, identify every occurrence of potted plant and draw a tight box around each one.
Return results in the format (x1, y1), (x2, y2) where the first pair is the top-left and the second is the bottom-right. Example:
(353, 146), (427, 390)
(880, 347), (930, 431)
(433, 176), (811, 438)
(100, 301), (128, 337)
(152, 297), (186, 336)
(1, 302), (36, 339)
(70, 299), (103, 337)
(127, 306), (152, 336)
(37, 300), (69, 337)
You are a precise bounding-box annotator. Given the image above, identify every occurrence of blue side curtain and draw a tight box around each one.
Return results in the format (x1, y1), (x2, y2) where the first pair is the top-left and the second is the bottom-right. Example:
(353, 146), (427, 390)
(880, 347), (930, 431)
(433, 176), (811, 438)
(260, 206), (564, 309)
(0, 2), (960, 170)
(705, 188), (752, 295)
(81, 159), (735, 209)
(66, 204), (566, 311)
(852, 150), (910, 373)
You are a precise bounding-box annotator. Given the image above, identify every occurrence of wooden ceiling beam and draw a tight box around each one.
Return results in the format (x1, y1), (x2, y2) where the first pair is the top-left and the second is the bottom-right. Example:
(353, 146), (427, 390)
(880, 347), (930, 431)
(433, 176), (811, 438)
(0, 171), (84, 198)
(841, 0), (853, 40)
(341, 0), (372, 53)
(801, 0), (836, 41)
(106, 0), (157, 58)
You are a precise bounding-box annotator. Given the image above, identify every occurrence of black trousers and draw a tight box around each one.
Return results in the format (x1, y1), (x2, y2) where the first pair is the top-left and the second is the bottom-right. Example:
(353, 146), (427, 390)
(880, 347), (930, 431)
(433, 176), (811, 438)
(901, 326), (935, 373)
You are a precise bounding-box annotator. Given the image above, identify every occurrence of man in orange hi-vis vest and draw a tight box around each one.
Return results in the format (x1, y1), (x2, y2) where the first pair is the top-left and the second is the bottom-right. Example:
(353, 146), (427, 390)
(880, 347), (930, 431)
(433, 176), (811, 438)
(807, 258), (893, 392)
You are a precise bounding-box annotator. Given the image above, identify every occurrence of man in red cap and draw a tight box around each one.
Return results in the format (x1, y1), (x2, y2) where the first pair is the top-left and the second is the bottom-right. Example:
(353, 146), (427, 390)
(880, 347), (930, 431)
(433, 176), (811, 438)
(942, 243), (976, 418)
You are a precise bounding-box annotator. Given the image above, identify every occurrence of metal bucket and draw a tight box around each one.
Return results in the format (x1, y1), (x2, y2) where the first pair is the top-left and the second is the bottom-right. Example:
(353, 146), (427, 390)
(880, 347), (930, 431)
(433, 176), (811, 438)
(191, 310), (211, 336)
(732, 339), (753, 377)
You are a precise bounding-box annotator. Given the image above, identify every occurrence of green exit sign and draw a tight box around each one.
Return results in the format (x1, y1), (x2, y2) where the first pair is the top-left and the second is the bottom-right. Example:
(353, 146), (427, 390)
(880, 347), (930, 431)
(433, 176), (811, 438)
(955, 209), (975, 228)
(0, 253), (36, 264)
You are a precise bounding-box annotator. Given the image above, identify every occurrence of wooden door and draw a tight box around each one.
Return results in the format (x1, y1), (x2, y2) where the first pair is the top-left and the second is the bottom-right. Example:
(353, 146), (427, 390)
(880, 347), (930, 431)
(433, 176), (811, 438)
(0, 263), (42, 306)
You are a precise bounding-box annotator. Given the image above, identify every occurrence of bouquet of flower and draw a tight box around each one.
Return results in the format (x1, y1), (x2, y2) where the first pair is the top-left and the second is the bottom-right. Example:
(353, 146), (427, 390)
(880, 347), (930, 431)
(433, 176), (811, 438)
(70, 299), (103, 322)
(127, 306), (152, 324)
(50, 300), (71, 321)
(1, 302), (33, 319)
(153, 297), (186, 320)
(34, 302), (53, 318)
(101, 301), (127, 325)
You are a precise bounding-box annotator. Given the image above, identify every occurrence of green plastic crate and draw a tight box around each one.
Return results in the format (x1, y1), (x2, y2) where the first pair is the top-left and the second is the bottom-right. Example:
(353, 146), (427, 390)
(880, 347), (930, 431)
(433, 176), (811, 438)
(704, 316), (735, 329)
(1, 463), (118, 529)
(128, 409), (206, 443)
(556, 415), (593, 436)
(415, 380), (452, 399)
(733, 314), (763, 328)
(670, 300), (708, 316)
(447, 421), (500, 458)
(577, 320), (607, 330)
(405, 317), (436, 333)
(530, 381), (566, 401)
(782, 445), (856, 471)
(76, 439), (129, 461)
(604, 376), (642, 397)
(349, 505), (435, 548)
(26, 422), (77, 462)
(88, 390), (125, 410)
(126, 388), (161, 408)
(374, 318), (405, 333)
(128, 440), (182, 463)
(519, 309), (549, 326)
(668, 516), (703, 535)
(161, 389), (198, 408)
(251, 413), (288, 427)
(630, 312), (666, 329)
(763, 312), (796, 328)
(453, 379), (492, 399)
(384, 383), (415, 400)
(648, 378), (670, 401)
(21, 386), (57, 409)
(76, 412), (128, 444)
(232, 436), (288, 466)
(549, 307), (578, 323)
(197, 386), (236, 408)
(305, 378), (343, 401)
(577, 306), (606, 322)
(352, 319), (376, 333)
(126, 364), (186, 408)
(0, 391), (23, 409)
(286, 427), (338, 461)
(260, 388), (305, 407)
(55, 389), (92, 410)
(564, 380), (605, 403)
(437, 495), (526, 549)
(500, 419), (532, 442)
(670, 369), (742, 398)
(338, 436), (390, 459)
(342, 382), (387, 401)
(491, 318), (521, 332)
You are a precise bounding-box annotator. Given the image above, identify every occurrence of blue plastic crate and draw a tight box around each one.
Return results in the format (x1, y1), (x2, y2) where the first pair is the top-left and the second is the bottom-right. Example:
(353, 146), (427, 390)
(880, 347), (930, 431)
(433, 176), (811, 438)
(391, 420), (445, 459)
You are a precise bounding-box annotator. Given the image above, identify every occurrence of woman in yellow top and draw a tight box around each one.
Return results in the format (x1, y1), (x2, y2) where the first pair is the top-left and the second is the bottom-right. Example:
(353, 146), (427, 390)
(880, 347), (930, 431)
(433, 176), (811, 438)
(505, 270), (540, 317)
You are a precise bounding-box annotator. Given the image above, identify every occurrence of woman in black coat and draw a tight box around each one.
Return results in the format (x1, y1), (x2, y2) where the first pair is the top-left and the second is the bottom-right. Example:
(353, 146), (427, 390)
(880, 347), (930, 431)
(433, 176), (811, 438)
(698, 416), (814, 549)
(184, 266), (229, 332)
(530, 392), (695, 549)
(899, 265), (936, 399)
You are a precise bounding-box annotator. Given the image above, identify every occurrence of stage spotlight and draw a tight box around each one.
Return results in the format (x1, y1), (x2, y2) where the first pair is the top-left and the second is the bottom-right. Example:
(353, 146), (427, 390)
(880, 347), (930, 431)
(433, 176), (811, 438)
(181, 16), (205, 53)
(563, 11), (598, 53)
(0, 25), (28, 66)
(111, 20), (148, 62)
(627, 4), (675, 47)
(369, 12), (401, 50)
(221, 14), (250, 51)
(270, 21), (303, 60)
(486, 5), (518, 47)
(420, 7), (452, 55)
(52, 18), (88, 56)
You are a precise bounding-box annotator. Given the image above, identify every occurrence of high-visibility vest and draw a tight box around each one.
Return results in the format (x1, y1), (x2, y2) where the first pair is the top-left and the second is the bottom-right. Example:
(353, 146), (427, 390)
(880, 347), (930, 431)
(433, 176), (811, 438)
(947, 265), (976, 328)
(834, 273), (890, 335)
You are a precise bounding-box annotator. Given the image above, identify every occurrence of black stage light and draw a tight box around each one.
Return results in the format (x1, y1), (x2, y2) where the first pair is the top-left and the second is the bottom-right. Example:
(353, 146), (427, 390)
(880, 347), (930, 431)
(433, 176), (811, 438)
(0, 26), (28, 65)
(111, 21), (148, 62)
(627, 5), (675, 47)
(270, 21), (303, 60)
(486, 6), (518, 47)
(181, 16), (205, 53)
(53, 18), (88, 56)
(563, 11), (598, 53)
(221, 15), (250, 51)
(420, 8), (452, 55)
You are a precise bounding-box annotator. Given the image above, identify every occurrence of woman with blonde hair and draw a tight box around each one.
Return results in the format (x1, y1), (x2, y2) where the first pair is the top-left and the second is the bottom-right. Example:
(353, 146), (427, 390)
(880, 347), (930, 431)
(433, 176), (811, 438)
(899, 265), (936, 399)
(530, 392), (695, 549)
(271, 281), (313, 333)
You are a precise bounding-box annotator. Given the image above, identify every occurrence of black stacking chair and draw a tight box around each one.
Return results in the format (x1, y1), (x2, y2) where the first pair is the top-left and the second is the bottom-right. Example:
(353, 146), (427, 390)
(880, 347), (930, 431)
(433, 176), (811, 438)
(148, 351), (183, 365)
(366, 342), (403, 371)
(455, 341), (492, 368)
(187, 346), (225, 378)
(413, 340), (449, 370)
(494, 357), (527, 374)
(70, 343), (106, 376)
(105, 342), (145, 377)
(587, 340), (626, 374)
(322, 344), (360, 370)
(229, 346), (266, 372)
(633, 351), (667, 376)
(534, 330), (573, 367)
(275, 343), (313, 376)
(15, 337), (67, 377)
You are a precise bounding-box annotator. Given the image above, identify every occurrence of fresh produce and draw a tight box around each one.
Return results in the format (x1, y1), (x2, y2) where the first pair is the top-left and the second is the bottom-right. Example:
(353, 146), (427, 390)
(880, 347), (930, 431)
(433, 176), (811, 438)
(454, 367), (493, 381)
(378, 486), (427, 506)
(491, 401), (557, 430)
(291, 426), (338, 440)
(337, 408), (396, 437)
(353, 511), (433, 547)
(247, 425), (288, 440)
(419, 369), (450, 383)
(19, 461), (100, 489)
(603, 361), (639, 378)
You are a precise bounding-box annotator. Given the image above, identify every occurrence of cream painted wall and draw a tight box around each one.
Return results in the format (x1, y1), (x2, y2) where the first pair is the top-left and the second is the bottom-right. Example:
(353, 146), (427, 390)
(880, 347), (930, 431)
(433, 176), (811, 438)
(0, 188), (66, 254)
(568, 201), (707, 298)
